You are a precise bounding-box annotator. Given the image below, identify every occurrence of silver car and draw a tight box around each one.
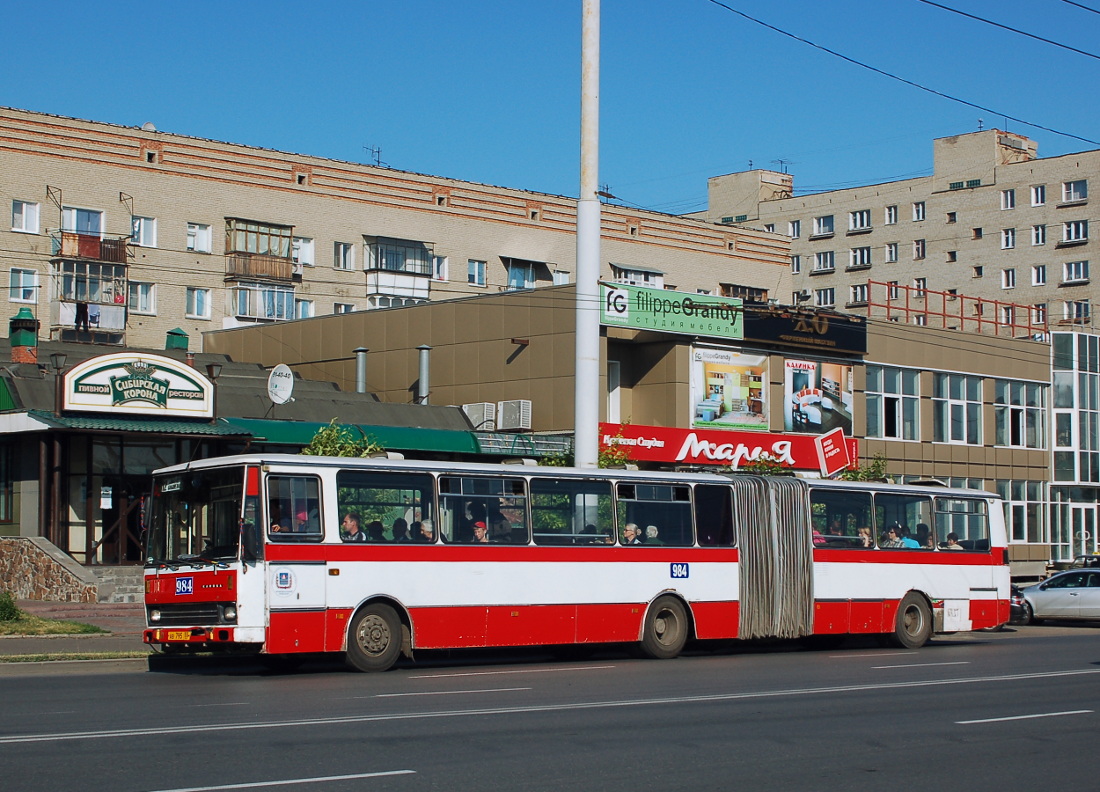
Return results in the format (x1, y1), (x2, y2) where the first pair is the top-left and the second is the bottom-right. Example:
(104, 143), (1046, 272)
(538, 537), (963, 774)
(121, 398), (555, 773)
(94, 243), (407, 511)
(1020, 569), (1100, 624)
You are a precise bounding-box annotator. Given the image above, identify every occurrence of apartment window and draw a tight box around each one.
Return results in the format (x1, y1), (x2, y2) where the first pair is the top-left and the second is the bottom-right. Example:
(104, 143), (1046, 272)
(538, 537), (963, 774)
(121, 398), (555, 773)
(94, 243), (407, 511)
(1031, 185), (1046, 206)
(813, 251), (835, 272)
(1000, 189), (1016, 210)
(1032, 264), (1047, 285)
(292, 237), (315, 267)
(128, 282), (155, 314)
(812, 215), (834, 236)
(913, 239), (926, 260)
(1001, 228), (1015, 249)
(814, 288), (835, 308)
(788, 220), (801, 239)
(131, 216), (157, 247)
(933, 373), (983, 444)
(912, 202), (926, 221)
(58, 260), (125, 305)
(972, 228), (983, 240)
(1064, 260), (1089, 284)
(763, 223), (775, 233)
(1032, 224), (1046, 246)
(1063, 180), (1088, 203)
(888, 281), (900, 299)
(885, 205), (898, 225)
(1000, 306), (1016, 326)
(1033, 303), (1047, 324)
(295, 299), (314, 319)
(866, 366), (919, 440)
(1065, 300), (1091, 322)
(946, 212), (957, 224)
(612, 265), (664, 288)
(1002, 268), (1016, 289)
(225, 218), (292, 257)
(432, 255), (449, 281)
(947, 251), (957, 263)
(468, 259), (486, 286)
(885, 242), (899, 263)
(849, 210), (871, 231)
(790, 255), (801, 274)
(913, 277), (927, 297)
(1063, 220), (1089, 243)
(720, 284), (768, 303)
(61, 206), (103, 236)
(973, 266), (984, 278)
(186, 222), (212, 253)
(185, 287), (211, 319)
(367, 238), (432, 275)
(333, 241), (355, 270)
(849, 284), (868, 305)
(506, 261), (535, 290)
(11, 200), (39, 234)
(849, 246), (872, 269)
(995, 381), (1046, 449)
(913, 314), (928, 326)
(334, 302), (355, 314)
(9, 269), (37, 303)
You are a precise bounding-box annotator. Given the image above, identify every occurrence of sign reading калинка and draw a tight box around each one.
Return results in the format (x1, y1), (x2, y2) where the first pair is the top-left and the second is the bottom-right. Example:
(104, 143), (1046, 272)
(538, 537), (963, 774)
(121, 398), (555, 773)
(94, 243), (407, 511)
(600, 282), (744, 340)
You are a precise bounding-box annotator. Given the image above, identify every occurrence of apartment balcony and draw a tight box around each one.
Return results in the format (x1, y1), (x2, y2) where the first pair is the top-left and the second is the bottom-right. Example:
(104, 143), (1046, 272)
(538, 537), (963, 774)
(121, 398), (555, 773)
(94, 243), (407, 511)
(366, 268), (431, 303)
(225, 253), (298, 283)
(51, 232), (131, 264)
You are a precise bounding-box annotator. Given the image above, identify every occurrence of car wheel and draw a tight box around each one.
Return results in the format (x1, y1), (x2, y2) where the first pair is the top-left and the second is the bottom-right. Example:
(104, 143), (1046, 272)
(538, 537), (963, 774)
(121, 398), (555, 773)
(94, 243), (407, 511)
(1022, 601), (1040, 625)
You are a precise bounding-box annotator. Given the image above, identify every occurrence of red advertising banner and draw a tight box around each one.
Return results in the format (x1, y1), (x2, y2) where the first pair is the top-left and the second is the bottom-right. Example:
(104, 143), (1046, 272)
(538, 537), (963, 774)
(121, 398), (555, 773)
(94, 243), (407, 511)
(600, 423), (859, 473)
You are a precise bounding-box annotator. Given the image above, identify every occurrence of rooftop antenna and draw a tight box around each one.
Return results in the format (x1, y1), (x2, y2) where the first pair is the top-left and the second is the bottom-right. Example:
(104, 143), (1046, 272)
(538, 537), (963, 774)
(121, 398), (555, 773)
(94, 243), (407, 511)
(771, 158), (793, 174)
(597, 183), (619, 202)
(977, 118), (984, 131)
(363, 145), (387, 168)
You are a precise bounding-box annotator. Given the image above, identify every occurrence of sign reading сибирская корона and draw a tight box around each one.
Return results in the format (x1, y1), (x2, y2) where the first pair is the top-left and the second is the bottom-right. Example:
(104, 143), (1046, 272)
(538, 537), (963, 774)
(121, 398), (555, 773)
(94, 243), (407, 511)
(62, 352), (214, 418)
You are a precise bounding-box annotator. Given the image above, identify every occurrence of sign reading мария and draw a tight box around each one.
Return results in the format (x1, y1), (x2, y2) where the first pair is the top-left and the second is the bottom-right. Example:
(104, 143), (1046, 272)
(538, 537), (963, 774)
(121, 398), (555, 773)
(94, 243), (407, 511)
(601, 283), (744, 340)
(63, 353), (214, 418)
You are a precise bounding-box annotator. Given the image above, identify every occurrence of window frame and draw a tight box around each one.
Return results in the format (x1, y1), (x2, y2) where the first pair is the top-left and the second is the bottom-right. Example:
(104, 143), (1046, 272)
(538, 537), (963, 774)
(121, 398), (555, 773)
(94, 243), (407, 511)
(128, 281), (156, 315)
(185, 286), (211, 320)
(11, 200), (39, 234)
(9, 268), (37, 303)
(131, 216), (157, 248)
(186, 222), (212, 253)
(912, 202), (926, 222)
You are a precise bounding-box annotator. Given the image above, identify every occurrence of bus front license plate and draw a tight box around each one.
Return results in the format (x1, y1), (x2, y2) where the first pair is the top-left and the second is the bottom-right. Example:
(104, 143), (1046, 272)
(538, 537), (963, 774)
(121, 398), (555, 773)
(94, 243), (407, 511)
(166, 631), (192, 641)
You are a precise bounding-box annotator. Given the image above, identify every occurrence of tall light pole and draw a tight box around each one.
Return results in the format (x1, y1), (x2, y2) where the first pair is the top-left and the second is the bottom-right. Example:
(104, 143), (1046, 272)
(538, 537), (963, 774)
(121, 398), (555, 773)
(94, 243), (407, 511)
(574, 0), (601, 468)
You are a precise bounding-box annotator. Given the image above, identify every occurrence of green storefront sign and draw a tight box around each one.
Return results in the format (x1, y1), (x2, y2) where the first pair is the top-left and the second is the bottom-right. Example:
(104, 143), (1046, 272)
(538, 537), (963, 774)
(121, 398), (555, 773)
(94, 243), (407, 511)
(600, 282), (744, 340)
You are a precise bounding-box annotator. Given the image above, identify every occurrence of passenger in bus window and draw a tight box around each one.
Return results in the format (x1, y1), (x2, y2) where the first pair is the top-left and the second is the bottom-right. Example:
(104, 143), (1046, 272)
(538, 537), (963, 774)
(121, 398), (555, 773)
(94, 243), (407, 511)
(857, 526), (873, 548)
(342, 512), (365, 542)
(392, 518), (411, 543)
(294, 511), (311, 532)
(622, 523), (641, 544)
(943, 532), (965, 550)
(487, 503), (511, 542)
(367, 520), (386, 542)
(881, 525), (906, 548)
(898, 525), (920, 549)
(915, 523), (935, 549)
(472, 521), (489, 543)
(416, 519), (435, 542)
(645, 525), (663, 545)
(269, 504), (290, 533)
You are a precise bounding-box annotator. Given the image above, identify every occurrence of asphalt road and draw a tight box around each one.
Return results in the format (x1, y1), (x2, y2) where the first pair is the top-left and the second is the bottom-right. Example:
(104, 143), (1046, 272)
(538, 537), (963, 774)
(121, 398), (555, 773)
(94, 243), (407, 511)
(1, 624), (1097, 792)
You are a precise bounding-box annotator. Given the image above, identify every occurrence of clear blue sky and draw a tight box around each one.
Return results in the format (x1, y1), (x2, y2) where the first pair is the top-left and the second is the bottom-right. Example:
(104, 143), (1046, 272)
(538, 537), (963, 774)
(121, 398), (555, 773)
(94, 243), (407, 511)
(3, 0), (1097, 215)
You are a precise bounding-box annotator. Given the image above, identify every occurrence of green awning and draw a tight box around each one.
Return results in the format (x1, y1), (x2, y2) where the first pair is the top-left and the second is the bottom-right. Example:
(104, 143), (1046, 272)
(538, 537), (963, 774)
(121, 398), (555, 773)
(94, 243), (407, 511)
(223, 417), (481, 454)
(28, 410), (250, 436)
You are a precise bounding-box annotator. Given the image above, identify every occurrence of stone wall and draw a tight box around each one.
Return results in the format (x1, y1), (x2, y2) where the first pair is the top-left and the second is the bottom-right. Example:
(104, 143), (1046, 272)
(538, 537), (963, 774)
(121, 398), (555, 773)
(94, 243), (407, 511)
(0, 537), (97, 602)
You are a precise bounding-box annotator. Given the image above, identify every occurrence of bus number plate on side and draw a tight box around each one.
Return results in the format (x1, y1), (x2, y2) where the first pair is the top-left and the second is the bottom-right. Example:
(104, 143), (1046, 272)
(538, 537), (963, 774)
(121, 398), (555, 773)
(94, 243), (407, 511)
(670, 563), (689, 579)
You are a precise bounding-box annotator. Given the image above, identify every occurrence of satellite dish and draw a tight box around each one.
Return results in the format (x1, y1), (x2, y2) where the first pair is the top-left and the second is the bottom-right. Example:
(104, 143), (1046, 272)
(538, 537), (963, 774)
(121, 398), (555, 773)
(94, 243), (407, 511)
(267, 364), (295, 405)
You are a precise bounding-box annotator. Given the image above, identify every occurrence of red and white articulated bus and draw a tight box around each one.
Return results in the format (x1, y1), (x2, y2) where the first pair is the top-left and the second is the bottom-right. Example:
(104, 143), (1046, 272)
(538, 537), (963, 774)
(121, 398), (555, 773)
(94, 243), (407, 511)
(143, 454), (1010, 671)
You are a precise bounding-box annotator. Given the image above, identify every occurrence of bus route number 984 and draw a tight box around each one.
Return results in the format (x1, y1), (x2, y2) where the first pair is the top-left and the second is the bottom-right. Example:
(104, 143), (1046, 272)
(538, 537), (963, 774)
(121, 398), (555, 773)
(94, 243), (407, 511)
(670, 563), (689, 579)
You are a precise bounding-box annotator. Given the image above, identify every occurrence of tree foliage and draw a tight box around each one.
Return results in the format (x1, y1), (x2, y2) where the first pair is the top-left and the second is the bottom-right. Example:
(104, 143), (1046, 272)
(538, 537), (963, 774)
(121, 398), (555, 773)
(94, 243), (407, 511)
(837, 452), (890, 482)
(300, 419), (384, 458)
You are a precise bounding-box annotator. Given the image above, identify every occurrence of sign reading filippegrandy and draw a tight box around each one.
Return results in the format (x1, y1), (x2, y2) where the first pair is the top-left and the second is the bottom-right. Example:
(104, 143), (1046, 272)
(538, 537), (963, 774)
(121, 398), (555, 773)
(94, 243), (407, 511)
(63, 353), (214, 418)
(600, 282), (744, 340)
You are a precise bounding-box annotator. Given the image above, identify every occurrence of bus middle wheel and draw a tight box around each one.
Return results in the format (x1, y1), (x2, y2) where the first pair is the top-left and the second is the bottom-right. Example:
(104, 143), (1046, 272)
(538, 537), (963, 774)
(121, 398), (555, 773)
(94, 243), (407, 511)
(641, 596), (689, 659)
(346, 603), (402, 672)
(888, 592), (932, 649)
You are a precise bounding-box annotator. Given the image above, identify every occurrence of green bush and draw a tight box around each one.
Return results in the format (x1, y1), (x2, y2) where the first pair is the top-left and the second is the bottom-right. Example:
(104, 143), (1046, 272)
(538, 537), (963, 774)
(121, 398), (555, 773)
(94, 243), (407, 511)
(0, 591), (21, 622)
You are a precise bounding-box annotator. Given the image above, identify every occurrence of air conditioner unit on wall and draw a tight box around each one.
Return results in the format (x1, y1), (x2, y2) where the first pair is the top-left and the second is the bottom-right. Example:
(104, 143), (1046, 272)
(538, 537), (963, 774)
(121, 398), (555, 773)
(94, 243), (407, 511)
(462, 402), (496, 431)
(496, 399), (532, 432)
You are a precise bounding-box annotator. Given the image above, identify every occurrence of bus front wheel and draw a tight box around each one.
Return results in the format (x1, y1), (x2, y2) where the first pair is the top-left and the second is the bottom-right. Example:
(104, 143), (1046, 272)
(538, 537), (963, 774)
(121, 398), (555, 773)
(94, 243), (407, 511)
(640, 596), (689, 659)
(889, 593), (932, 649)
(346, 603), (402, 672)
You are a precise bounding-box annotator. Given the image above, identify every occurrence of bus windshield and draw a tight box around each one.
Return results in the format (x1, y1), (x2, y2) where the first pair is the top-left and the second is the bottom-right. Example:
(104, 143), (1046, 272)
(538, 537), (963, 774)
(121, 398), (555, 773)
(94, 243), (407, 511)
(146, 466), (250, 567)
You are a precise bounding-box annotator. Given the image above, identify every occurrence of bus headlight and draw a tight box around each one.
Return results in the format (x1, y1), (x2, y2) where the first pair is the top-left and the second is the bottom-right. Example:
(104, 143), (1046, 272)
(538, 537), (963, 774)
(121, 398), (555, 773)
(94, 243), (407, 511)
(149, 609), (162, 623)
(223, 605), (237, 622)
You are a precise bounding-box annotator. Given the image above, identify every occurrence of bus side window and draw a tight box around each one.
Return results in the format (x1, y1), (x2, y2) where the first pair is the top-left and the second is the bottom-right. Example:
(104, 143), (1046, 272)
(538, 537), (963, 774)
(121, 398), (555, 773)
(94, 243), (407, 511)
(616, 483), (693, 547)
(267, 475), (323, 542)
(808, 487), (873, 549)
(934, 497), (988, 551)
(530, 478), (614, 546)
(695, 484), (734, 547)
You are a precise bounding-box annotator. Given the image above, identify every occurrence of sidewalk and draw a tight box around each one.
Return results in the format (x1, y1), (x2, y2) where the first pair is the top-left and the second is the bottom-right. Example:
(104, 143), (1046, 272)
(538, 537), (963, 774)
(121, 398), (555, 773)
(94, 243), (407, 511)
(0, 601), (149, 657)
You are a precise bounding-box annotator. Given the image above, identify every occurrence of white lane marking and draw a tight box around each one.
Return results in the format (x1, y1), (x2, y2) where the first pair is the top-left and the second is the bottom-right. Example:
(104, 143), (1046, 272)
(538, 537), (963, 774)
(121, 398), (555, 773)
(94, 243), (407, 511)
(145, 770), (415, 792)
(957, 709), (1093, 725)
(409, 665), (615, 679)
(871, 661), (970, 670)
(828, 652), (917, 659)
(189, 702), (249, 708)
(3, 668), (1097, 745)
(370, 688), (532, 698)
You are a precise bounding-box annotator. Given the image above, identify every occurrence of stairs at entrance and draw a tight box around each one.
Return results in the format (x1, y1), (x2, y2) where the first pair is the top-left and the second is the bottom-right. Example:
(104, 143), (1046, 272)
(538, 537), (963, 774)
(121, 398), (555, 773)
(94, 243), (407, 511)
(92, 566), (145, 604)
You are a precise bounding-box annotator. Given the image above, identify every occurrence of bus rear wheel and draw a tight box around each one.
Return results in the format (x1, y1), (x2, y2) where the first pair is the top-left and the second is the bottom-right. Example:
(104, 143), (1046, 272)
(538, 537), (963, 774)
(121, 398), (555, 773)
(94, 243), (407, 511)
(346, 603), (402, 672)
(888, 593), (932, 649)
(641, 596), (689, 659)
